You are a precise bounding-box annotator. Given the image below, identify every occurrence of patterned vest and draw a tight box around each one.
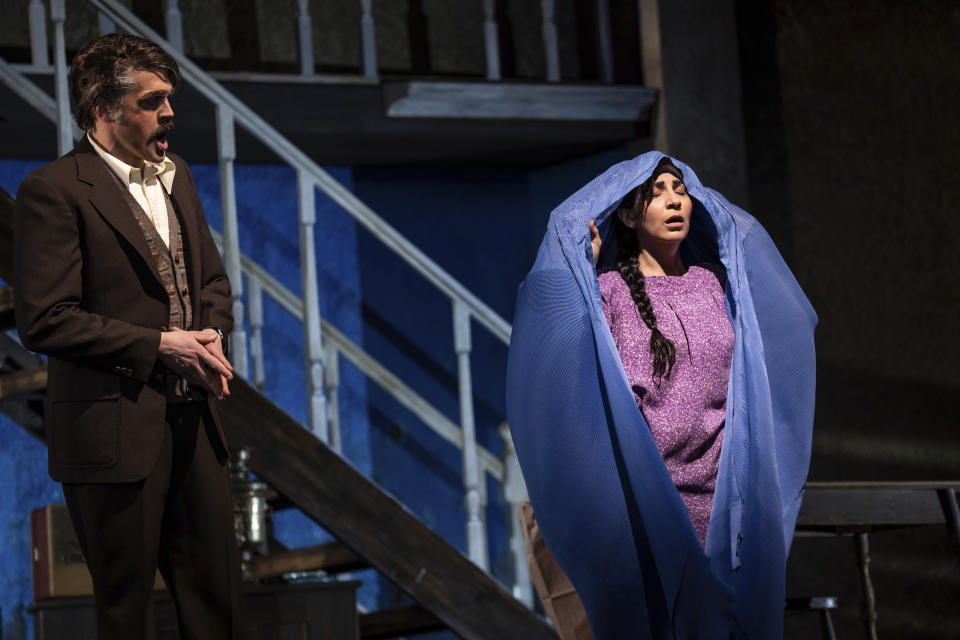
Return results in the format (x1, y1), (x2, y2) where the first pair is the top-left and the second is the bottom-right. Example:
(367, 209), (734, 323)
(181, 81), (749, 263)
(114, 180), (193, 330)
(111, 174), (201, 400)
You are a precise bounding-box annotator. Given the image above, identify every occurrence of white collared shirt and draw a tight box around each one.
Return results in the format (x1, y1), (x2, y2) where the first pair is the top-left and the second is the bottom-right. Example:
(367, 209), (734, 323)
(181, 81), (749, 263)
(88, 133), (176, 248)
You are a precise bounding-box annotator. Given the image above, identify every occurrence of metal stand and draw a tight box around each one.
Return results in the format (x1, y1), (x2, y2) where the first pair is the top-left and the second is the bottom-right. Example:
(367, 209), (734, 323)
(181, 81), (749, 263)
(856, 533), (878, 640)
(785, 596), (839, 640)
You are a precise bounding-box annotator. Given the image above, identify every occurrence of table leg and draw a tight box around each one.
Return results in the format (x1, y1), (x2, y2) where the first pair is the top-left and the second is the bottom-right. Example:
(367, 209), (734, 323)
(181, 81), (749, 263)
(856, 532), (878, 640)
(936, 488), (960, 553)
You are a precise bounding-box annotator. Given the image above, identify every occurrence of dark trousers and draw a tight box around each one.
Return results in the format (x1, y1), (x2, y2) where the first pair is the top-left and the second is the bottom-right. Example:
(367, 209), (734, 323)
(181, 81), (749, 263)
(62, 403), (246, 640)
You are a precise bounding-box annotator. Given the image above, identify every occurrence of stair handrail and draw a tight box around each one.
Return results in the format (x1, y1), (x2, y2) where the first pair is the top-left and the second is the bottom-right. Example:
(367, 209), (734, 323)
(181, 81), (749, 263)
(88, 0), (512, 345)
(206, 229), (506, 483)
(8, 0), (524, 582)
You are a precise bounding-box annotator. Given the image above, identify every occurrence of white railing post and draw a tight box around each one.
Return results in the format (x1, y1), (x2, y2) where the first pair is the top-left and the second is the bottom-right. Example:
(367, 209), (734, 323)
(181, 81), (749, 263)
(28, 0), (50, 68)
(248, 275), (266, 392)
(214, 105), (248, 379)
(541, 0), (560, 82)
(499, 422), (533, 607)
(164, 0), (184, 53)
(596, 0), (614, 83)
(98, 11), (116, 35)
(360, 0), (378, 78)
(50, 0), (72, 156)
(297, 0), (315, 76)
(482, 0), (501, 81)
(324, 341), (341, 453)
(297, 170), (329, 442)
(454, 300), (488, 570)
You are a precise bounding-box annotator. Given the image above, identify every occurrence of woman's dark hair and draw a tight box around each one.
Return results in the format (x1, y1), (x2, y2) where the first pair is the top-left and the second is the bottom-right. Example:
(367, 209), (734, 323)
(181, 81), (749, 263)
(69, 34), (180, 131)
(613, 157), (685, 380)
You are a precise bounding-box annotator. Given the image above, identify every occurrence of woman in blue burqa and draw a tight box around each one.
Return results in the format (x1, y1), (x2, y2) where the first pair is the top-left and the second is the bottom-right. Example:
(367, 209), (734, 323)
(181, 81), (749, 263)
(506, 152), (816, 639)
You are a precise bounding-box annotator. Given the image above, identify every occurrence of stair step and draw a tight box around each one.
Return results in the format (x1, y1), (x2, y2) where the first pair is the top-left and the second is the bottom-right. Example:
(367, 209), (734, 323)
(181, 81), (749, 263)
(248, 541), (369, 579)
(359, 605), (446, 640)
(0, 366), (47, 399)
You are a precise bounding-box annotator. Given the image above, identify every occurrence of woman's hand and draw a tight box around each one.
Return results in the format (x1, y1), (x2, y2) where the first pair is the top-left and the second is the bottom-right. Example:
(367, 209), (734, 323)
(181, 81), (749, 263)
(588, 220), (602, 266)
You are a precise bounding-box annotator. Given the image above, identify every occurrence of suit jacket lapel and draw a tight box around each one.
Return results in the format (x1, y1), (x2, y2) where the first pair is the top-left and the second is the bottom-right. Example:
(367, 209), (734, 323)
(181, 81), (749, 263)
(168, 166), (203, 318)
(75, 137), (164, 287)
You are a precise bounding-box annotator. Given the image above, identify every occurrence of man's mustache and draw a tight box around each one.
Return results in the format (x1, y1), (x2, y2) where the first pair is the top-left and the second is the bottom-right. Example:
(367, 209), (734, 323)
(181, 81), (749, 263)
(149, 122), (175, 141)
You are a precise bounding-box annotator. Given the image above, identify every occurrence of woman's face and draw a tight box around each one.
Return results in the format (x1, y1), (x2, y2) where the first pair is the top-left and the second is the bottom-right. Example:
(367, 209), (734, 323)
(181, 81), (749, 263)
(619, 171), (693, 246)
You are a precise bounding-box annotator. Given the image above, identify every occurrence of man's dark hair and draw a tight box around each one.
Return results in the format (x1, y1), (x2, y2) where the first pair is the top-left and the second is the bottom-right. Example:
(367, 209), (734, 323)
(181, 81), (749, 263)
(69, 34), (180, 131)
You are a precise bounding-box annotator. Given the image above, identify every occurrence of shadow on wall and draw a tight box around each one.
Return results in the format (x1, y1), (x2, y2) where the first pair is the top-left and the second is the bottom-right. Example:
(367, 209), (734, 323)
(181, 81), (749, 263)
(810, 359), (960, 481)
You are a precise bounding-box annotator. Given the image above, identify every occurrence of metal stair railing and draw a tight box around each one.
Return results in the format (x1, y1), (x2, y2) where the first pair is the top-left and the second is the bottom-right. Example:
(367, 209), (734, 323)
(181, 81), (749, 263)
(3, 0), (533, 604)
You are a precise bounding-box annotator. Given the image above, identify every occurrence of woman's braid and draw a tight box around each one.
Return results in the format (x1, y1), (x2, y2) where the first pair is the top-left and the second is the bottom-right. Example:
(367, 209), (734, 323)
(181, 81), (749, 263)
(616, 255), (677, 380)
(606, 156), (685, 380)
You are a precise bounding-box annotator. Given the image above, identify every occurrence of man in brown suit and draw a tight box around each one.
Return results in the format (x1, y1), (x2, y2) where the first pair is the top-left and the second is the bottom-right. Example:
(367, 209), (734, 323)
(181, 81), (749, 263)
(13, 34), (246, 639)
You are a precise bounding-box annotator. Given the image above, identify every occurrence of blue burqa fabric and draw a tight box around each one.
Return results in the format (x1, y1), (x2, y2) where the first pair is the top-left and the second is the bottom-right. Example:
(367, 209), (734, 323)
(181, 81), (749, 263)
(506, 153), (816, 639)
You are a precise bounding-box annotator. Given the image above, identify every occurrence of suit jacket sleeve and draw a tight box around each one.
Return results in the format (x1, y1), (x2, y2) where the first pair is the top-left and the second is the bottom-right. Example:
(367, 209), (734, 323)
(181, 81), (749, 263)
(13, 172), (161, 384)
(177, 161), (233, 337)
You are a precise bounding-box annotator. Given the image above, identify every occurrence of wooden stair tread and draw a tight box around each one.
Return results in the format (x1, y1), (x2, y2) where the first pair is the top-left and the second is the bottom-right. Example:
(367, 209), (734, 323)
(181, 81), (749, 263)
(0, 366), (47, 399)
(359, 605), (446, 639)
(222, 378), (557, 640)
(248, 541), (369, 579)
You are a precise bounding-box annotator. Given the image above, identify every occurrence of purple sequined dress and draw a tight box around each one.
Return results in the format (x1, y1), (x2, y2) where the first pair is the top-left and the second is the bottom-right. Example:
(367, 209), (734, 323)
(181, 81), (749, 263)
(599, 265), (734, 546)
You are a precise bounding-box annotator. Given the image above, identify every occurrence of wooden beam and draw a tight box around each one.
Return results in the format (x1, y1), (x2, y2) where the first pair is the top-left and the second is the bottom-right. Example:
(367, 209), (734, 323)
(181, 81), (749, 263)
(220, 379), (557, 640)
(247, 541), (369, 579)
(359, 605), (446, 640)
(0, 367), (48, 399)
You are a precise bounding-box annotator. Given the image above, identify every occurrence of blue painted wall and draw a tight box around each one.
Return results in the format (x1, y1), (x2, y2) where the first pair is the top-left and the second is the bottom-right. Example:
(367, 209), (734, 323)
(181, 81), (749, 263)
(350, 151), (626, 601)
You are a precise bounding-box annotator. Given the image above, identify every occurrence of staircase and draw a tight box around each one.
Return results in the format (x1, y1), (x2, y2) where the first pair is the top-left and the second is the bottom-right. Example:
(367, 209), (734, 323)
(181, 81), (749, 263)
(0, 186), (551, 640)
(0, 0), (560, 636)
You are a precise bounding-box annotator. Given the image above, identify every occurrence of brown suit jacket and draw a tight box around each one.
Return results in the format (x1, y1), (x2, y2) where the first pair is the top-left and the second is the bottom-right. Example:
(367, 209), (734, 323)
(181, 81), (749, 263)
(13, 136), (233, 484)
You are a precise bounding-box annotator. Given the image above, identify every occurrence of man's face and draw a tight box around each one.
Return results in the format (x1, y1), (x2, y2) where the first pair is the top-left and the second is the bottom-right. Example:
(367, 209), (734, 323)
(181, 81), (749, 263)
(101, 69), (174, 166)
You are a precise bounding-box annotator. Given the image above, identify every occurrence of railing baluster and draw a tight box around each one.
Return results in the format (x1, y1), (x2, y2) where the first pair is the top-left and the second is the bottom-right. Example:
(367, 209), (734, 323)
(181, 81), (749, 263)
(360, 0), (378, 78)
(297, 170), (329, 442)
(50, 0), (71, 156)
(500, 422), (533, 607)
(297, 0), (315, 76)
(596, 0), (614, 83)
(98, 11), (116, 35)
(482, 0), (501, 81)
(454, 301), (488, 570)
(28, 0), (49, 68)
(214, 105), (248, 379)
(248, 275), (266, 392)
(541, 0), (560, 82)
(324, 341), (341, 453)
(164, 0), (184, 53)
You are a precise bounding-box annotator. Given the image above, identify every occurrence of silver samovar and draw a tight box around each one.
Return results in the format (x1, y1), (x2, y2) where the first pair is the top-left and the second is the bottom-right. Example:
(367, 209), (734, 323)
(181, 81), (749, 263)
(229, 447), (271, 578)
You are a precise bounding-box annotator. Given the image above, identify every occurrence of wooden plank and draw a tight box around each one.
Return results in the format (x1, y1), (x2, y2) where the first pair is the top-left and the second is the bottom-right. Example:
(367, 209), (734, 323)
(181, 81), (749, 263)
(383, 81), (656, 122)
(0, 368), (48, 399)
(247, 541), (369, 579)
(359, 605), (446, 640)
(221, 379), (557, 640)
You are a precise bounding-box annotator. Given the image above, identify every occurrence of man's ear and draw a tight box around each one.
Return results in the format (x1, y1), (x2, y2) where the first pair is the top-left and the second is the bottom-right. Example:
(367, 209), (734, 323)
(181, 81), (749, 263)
(93, 103), (115, 124)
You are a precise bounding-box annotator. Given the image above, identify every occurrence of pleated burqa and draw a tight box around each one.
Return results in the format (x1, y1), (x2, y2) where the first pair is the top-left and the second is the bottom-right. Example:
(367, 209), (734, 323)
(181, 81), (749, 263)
(506, 152), (816, 639)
